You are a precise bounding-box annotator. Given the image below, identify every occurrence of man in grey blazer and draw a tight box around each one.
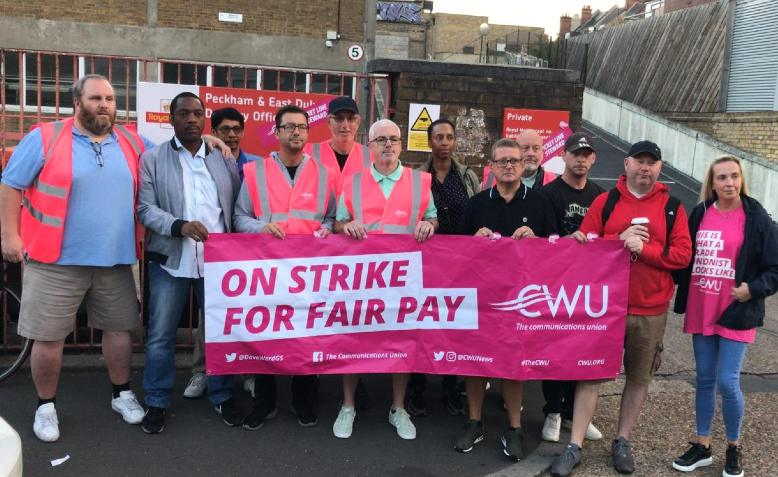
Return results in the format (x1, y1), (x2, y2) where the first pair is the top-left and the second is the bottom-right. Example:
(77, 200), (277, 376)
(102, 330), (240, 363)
(137, 92), (241, 434)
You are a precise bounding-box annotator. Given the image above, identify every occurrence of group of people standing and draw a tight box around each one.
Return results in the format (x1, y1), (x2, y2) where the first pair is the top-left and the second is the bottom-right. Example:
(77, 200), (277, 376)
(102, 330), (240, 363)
(1, 74), (775, 477)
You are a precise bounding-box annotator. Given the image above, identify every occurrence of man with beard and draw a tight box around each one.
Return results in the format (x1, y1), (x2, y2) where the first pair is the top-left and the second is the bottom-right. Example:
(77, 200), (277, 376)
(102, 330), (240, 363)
(137, 92), (241, 434)
(233, 104), (337, 430)
(0, 74), (151, 442)
(539, 133), (605, 443)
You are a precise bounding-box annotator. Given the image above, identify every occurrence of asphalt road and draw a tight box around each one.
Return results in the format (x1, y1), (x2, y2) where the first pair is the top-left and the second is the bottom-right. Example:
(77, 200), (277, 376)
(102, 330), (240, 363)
(0, 372), (546, 477)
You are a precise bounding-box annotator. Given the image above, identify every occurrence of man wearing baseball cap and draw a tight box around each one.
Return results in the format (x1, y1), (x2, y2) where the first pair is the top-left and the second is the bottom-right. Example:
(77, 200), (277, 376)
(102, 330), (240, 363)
(539, 133), (606, 444)
(551, 140), (692, 476)
(305, 96), (373, 192)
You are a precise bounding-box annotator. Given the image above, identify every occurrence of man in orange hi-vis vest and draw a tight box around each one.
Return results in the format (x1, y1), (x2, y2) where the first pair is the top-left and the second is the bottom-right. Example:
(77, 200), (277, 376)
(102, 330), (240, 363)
(0, 74), (152, 442)
(304, 96), (372, 192)
(233, 104), (337, 431)
(331, 119), (439, 441)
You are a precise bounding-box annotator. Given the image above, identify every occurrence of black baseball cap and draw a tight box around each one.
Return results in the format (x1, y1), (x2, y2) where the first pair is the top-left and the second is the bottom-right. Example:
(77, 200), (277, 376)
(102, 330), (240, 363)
(628, 140), (662, 160)
(328, 96), (359, 115)
(564, 133), (595, 153)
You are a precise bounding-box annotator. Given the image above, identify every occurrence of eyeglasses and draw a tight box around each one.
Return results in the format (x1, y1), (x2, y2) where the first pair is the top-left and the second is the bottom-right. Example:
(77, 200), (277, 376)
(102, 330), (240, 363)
(371, 136), (402, 146)
(216, 125), (243, 134)
(330, 114), (359, 124)
(491, 158), (521, 168)
(278, 123), (309, 133)
(90, 142), (104, 167)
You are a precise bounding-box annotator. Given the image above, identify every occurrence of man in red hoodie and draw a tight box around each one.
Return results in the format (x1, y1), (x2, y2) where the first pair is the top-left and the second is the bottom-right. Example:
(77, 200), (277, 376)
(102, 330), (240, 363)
(550, 140), (692, 477)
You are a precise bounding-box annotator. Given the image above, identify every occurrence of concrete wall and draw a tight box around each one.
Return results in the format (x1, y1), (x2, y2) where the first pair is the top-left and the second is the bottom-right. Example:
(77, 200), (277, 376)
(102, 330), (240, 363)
(0, 17), (361, 72)
(369, 59), (582, 171)
(376, 20), (429, 59)
(375, 34), (410, 60)
(584, 88), (778, 217)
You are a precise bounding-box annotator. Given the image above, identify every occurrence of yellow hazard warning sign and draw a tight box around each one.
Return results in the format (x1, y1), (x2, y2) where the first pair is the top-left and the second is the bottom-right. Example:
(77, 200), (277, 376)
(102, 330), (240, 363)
(407, 103), (440, 152)
(410, 107), (433, 131)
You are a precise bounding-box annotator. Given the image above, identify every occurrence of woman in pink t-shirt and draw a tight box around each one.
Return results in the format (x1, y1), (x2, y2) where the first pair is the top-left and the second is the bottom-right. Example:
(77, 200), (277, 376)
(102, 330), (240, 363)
(671, 156), (778, 477)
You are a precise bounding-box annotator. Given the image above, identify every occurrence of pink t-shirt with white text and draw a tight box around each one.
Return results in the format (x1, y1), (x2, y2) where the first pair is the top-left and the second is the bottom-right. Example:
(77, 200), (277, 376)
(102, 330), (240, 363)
(684, 205), (755, 343)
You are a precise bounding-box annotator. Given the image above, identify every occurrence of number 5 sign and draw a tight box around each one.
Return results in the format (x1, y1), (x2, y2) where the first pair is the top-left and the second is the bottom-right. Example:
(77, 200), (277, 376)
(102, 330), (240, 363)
(348, 44), (364, 61)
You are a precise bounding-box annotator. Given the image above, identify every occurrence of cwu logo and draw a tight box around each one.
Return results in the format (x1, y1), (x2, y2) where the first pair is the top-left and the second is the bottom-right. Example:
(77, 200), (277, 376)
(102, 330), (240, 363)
(491, 284), (608, 318)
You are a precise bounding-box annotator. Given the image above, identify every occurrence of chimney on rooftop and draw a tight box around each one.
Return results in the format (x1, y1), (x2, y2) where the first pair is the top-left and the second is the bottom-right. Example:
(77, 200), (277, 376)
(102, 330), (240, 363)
(559, 14), (572, 37)
(581, 5), (592, 25)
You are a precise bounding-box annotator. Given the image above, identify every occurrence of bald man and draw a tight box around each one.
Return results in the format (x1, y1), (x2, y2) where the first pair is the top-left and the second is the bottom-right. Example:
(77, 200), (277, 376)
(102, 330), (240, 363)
(516, 129), (555, 191)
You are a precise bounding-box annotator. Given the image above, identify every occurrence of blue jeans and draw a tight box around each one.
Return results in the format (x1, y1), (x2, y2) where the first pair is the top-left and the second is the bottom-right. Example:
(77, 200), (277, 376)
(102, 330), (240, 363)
(143, 261), (233, 408)
(693, 334), (748, 441)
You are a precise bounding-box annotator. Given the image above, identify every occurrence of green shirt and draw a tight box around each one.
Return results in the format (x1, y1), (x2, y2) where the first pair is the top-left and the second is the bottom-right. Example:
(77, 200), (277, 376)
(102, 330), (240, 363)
(336, 162), (437, 222)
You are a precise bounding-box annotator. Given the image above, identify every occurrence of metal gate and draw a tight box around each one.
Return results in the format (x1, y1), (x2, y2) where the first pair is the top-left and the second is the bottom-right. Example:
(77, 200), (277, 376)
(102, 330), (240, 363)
(0, 48), (390, 351)
(726, 0), (778, 112)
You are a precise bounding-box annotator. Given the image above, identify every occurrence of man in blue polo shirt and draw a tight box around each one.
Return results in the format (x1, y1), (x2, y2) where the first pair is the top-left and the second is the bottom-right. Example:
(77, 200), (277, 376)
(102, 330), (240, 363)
(0, 74), (154, 442)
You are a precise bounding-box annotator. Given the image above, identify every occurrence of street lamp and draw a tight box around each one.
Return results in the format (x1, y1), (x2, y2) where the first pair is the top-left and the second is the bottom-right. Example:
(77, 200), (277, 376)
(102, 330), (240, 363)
(479, 23), (490, 63)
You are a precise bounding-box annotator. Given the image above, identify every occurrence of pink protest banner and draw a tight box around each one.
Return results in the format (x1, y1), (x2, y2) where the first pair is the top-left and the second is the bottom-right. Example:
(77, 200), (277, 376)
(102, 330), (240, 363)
(204, 234), (629, 381)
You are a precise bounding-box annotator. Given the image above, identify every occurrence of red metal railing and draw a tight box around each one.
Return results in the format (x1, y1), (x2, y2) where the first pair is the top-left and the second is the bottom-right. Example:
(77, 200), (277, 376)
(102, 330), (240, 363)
(0, 48), (390, 351)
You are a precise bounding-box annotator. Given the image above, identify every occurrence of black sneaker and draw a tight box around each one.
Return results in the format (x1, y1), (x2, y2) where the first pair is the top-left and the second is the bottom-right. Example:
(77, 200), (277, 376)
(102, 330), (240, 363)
(551, 443), (582, 477)
(453, 419), (484, 453)
(672, 442), (712, 472)
(406, 386), (428, 417)
(500, 427), (524, 461)
(443, 383), (465, 416)
(141, 406), (166, 434)
(612, 437), (635, 474)
(242, 402), (278, 431)
(214, 397), (243, 427)
(290, 399), (318, 427)
(355, 379), (372, 411)
(723, 444), (743, 477)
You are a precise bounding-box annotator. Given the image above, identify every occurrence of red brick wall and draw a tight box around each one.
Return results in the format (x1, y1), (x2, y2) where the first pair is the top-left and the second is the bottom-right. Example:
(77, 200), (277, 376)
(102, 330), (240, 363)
(664, 0), (716, 14)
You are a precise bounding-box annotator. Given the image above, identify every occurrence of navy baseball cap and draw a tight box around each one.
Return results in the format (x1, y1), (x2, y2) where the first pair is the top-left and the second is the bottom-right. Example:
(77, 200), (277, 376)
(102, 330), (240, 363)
(564, 133), (595, 153)
(328, 96), (359, 115)
(628, 140), (662, 161)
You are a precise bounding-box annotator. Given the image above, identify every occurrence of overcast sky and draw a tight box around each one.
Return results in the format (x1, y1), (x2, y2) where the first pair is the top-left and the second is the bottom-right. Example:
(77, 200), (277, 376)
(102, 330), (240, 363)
(433, 0), (624, 38)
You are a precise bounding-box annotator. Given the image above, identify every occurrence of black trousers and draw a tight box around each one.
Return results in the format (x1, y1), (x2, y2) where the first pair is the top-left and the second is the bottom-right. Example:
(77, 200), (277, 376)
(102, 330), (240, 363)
(541, 380), (576, 420)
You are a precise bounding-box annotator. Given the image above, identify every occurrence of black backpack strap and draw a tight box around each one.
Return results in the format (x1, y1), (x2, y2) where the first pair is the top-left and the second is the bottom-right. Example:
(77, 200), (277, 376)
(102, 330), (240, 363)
(663, 195), (681, 256)
(600, 188), (620, 228)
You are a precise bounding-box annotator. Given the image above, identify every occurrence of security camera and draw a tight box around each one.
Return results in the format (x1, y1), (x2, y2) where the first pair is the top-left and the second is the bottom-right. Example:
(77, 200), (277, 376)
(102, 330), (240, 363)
(325, 39), (334, 48)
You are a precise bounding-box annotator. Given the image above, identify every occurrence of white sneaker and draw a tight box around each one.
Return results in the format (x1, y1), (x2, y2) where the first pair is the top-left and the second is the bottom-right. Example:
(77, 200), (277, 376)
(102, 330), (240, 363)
(388, 407), (416, 440)
(584, 422), (602, 440)
(333, 406), (356, 439)
(111, 390), (144, 424)
(562, 419), (603, 441)
(542, 413), (561, 442)
(33, 403), (60, 442)
(243, 377), (255, 398)
(183, 372), (207, 398)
